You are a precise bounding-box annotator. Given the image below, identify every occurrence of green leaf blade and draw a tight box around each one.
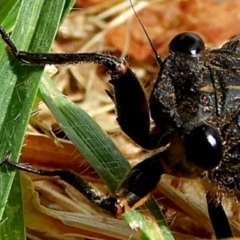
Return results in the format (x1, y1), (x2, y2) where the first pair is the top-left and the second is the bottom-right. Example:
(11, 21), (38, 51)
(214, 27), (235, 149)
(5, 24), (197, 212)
(40, 74), (131, 192)
(40, 74), (174, 240)
(0, 0), (75, 239)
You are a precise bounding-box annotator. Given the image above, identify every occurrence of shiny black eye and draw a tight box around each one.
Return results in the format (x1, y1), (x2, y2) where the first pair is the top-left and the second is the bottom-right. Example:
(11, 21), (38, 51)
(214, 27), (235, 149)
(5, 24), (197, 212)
(185, 125), (222, 170)
(169, 32), (205, 55)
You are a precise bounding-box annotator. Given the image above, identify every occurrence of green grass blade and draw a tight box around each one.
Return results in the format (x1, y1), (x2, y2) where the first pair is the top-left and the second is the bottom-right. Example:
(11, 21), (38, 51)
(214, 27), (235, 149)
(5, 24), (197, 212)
(40, 74), (174, 240)
(0, 172), (25, 239)
(0, 0), (174, 238)
(0, 0), (20, 28)
(0, 0), (75, 239)
(40, 74), (131, 192)
(146, 198), (175, 240)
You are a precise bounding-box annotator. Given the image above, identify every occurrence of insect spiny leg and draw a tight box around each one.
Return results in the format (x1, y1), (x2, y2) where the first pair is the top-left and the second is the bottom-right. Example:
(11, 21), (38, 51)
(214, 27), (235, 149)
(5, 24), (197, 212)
(0, 25), (18, 54)
(1, 155), (119, 214)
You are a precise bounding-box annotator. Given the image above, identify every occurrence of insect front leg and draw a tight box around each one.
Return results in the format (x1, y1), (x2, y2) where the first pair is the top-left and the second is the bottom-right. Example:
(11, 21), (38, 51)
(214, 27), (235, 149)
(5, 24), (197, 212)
(1, 152), (165, 217)
(108, 67), (171, 150)
(0, 24), (169, 150)
(1, 155), (118, 214)
(113, 152), (165, 216)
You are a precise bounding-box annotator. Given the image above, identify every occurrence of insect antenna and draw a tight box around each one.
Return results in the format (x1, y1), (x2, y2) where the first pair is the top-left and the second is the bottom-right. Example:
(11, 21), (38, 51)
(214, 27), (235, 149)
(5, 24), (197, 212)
(129, 0), (162, 66)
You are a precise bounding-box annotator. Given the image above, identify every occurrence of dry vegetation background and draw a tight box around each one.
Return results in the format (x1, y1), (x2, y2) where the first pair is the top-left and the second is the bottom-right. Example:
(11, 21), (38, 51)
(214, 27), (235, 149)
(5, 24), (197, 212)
(21, 0), (240, 239)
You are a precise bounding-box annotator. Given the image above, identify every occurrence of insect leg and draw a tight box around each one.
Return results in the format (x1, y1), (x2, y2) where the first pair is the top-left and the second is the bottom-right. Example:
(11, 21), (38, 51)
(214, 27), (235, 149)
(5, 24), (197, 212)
(1, 155), (117, 214)
(206, 191), (233, 239)
(109, 67), (171, 150)
(1, 152), (165, 217)
(0, 25), (121, 68)
(112, 152), (165, 216)
(0, 25), (170, 150)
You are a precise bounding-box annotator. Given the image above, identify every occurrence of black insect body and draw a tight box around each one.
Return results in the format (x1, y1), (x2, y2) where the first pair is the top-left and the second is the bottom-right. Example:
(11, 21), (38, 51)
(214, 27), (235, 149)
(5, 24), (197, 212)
(0, 24), (239, 238)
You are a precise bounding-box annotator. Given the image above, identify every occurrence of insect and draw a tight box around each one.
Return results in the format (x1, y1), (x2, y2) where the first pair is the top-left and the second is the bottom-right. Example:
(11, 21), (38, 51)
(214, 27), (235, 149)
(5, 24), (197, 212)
(0, 4), (239, 240)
